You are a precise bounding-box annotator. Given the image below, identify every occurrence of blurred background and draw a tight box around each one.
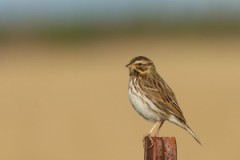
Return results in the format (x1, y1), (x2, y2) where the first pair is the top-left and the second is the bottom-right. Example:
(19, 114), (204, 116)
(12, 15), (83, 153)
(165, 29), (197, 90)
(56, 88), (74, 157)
(0, 0), (240, 160)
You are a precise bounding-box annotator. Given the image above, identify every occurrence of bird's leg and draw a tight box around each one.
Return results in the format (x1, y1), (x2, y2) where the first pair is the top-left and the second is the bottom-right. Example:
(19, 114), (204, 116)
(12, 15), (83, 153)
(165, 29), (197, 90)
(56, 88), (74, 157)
(155, 121), (165, 137)
(148, 121), (160, 136)
(143, 122), (160, 148)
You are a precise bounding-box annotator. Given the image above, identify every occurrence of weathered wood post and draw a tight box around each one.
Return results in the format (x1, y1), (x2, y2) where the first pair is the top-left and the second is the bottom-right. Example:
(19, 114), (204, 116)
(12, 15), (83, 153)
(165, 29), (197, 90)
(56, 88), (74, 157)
(144, 137), (177, 160)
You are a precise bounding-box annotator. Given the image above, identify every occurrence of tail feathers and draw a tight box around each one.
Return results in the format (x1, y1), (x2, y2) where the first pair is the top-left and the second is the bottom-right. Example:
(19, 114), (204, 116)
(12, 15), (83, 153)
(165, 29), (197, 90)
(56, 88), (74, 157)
(185, 125), (202, 145)
(168, 116), (202, 144)
(169, 116), (201, 144)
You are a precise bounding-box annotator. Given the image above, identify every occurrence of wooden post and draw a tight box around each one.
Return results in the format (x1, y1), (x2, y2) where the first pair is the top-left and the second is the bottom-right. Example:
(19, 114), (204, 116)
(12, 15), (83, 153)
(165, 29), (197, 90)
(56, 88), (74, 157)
(144, 137), (177, 160)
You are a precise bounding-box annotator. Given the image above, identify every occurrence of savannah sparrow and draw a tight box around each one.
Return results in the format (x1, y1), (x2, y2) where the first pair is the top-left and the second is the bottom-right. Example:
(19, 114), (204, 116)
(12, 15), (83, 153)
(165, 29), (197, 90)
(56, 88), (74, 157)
(126, 56), (201, 144)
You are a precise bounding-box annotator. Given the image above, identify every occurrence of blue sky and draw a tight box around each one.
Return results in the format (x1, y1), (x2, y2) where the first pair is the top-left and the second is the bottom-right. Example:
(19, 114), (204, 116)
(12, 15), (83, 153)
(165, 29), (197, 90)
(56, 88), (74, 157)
(0, 0), (240, 21)
(0, 0), (239, 14)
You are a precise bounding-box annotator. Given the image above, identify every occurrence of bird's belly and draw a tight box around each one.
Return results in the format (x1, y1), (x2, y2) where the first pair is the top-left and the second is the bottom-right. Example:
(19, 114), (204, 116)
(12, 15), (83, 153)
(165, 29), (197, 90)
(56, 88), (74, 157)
(128, 88), (163, 122)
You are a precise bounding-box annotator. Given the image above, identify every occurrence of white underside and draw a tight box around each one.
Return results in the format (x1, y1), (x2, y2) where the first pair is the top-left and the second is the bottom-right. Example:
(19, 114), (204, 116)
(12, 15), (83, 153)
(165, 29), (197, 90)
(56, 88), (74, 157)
(128, 78), (166, 122)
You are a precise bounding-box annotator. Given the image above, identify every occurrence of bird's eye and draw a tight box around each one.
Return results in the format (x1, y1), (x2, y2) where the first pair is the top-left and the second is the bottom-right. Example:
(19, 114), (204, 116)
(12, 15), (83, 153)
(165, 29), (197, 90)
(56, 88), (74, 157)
(138, 63), (143, 66)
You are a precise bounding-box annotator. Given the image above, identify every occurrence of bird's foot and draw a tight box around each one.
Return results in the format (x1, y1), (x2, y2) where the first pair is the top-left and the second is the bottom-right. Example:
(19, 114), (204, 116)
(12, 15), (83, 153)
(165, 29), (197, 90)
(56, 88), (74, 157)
(143, 134), (154, 148)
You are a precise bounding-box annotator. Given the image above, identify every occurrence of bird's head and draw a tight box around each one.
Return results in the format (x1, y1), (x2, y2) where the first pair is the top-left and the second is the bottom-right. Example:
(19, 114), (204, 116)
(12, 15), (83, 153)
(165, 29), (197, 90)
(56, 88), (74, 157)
(126, 56), (156, 76)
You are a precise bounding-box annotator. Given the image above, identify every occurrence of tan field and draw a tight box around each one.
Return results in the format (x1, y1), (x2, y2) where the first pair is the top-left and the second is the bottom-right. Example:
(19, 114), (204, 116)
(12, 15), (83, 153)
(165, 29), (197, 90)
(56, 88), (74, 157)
(0, 35), (240, 160)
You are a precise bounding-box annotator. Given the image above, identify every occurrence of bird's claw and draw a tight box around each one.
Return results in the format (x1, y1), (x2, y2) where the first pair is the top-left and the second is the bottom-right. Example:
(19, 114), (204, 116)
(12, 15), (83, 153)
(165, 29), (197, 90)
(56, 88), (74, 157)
(143, 135), (154, 148)
(148, 136), (154, 148)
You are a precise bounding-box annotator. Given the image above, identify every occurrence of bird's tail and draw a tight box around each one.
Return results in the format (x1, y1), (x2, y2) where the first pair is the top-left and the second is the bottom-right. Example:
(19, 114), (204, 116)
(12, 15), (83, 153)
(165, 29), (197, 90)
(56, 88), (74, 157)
(169, 116), (201, 144)
(184, 124), (201, 145)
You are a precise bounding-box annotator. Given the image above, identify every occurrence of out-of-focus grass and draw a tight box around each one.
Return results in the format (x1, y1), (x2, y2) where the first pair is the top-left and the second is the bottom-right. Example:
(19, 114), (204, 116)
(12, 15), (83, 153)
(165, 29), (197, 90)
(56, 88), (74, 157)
(0, 36), (240, 160)
(0, 19), (240, 44)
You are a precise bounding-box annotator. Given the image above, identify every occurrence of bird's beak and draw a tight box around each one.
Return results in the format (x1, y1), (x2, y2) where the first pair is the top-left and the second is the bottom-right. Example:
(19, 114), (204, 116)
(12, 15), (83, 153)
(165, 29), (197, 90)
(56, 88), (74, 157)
(125, 63), (132, 68)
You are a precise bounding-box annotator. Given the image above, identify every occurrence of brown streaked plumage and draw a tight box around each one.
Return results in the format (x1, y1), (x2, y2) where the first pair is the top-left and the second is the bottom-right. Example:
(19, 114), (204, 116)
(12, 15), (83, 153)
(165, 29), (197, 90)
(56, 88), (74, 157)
(126, 56), (201, 145)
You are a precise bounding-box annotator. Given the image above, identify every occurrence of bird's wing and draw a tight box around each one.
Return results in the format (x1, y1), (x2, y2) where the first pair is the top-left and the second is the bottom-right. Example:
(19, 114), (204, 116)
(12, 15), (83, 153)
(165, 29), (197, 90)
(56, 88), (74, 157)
(140, 77), (186, 122)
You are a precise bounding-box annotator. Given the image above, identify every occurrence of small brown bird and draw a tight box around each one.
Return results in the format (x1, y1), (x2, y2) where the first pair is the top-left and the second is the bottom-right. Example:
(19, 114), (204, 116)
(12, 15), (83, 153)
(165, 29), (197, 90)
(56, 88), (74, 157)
(126, 56), (201, 144)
